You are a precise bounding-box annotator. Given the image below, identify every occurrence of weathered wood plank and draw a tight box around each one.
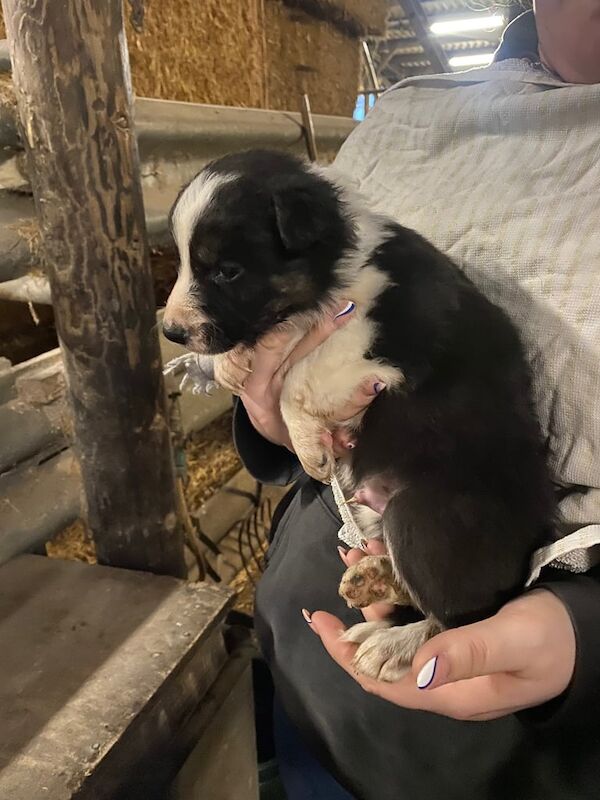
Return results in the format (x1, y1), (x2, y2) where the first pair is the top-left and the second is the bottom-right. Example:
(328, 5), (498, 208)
(0, 555), (234, 800)
(2, 0), (186, 574)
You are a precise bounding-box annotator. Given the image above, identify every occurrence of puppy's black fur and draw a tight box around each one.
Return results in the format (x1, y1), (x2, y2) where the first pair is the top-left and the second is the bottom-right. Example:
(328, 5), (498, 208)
(169, 149), (351, 353)
(170, 149), (556, 629)
(354, 224), (555, 627)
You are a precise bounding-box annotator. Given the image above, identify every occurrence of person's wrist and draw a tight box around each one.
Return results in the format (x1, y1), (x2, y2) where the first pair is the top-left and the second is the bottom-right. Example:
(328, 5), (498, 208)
(244, 401), (292, 450)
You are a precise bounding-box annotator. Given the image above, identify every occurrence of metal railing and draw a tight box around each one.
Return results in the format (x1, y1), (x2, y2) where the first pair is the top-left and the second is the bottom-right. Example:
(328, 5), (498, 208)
(0, 88), (356, 301)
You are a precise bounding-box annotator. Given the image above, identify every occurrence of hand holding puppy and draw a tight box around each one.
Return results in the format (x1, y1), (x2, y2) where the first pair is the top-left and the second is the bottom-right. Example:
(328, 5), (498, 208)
(224, 301), (386, 454)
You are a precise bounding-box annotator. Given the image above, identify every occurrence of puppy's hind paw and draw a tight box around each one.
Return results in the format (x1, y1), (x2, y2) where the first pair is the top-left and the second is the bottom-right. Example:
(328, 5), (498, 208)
(351, 619), (440, 682)
(339, 555), (409, 608)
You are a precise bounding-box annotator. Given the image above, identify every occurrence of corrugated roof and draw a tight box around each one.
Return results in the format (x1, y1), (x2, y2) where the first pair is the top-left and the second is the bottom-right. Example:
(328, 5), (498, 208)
(368, 1), (529, 85)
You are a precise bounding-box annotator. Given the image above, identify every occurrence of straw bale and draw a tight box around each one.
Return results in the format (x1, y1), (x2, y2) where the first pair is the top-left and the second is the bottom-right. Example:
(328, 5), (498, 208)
(330, 0), (387, 33)
(265, 0), (360, 117)
(125, 0), (267, 107)
(1, 2), (362, 115)
(282, 0), (387, 36)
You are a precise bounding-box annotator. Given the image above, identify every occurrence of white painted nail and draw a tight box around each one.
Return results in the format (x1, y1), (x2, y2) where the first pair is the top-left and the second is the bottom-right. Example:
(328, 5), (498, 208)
(301, 608), (313, 624)
(334, 301), (356, 319)
(416, 656), (438, 689)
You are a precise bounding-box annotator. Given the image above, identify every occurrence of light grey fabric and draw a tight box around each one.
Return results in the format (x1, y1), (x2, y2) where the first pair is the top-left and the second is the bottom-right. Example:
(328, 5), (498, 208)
(334, 57), (600, 569)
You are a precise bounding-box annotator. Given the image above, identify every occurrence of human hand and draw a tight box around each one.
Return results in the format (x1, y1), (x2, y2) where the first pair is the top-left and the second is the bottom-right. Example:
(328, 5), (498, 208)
(307, 586), (576, 721)
(230, 302), (386, 452)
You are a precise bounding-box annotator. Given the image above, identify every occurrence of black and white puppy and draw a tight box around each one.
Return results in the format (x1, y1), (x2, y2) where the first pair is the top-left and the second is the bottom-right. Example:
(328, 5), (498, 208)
(164, 150), (555, 680)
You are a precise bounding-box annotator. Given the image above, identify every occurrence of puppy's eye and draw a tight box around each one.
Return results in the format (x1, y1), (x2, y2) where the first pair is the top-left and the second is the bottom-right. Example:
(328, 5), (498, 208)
(212, 262), (243, 285)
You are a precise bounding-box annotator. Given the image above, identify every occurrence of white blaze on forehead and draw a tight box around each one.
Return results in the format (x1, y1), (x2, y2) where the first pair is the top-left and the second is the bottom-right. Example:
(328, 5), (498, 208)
(169, 171), (236, 300)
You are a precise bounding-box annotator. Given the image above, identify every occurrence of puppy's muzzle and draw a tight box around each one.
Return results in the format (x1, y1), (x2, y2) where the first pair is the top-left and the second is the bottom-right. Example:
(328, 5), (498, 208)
(162, 322), (189, 346)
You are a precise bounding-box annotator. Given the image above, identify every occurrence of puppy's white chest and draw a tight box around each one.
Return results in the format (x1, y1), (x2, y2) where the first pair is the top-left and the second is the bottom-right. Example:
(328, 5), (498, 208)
(283, 316), (401, 419)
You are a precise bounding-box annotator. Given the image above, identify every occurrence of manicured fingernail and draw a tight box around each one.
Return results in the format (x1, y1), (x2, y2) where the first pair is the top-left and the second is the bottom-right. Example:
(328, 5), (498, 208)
(373, 382), (387, 394)
(301, 608), (313, 624)
(416, 656), (438, 689)
(334, 301), (355, 319)
(337, 546), (348, 559)
(360, 539), (369, 552)
(346, 442), (356, 450)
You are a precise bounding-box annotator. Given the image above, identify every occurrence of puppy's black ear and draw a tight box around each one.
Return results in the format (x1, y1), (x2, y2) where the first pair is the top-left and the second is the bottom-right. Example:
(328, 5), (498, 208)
(272, 182), (327, 252)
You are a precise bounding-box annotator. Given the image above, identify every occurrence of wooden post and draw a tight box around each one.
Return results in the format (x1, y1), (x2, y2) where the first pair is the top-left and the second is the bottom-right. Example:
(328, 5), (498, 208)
(1, 0), (186, 576)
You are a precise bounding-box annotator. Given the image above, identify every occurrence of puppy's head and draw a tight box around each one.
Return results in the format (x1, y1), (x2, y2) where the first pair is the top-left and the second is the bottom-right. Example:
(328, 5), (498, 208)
(163, 150), (353, 354)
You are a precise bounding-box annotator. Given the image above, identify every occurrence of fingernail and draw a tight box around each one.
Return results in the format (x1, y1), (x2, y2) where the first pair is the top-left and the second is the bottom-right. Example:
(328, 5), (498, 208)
(301, 608), (313, 624)
(334, 301), (355, 319)
(337, 546), (348, 559)
(416, 656), (438, 689)
(346, 442), (356, 450)
(373, 382), (387, 394)
(360, 539), (369, 552)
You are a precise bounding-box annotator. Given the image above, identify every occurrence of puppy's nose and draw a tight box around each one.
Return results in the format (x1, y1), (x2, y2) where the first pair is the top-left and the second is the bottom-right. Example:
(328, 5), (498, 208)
(162, 322), (189, 345)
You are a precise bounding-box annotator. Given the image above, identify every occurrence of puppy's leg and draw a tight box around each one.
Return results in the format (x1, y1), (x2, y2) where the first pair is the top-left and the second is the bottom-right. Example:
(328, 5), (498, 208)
(342, 617), (442, 682)
(339, 555), (412, 608)
(383, 484), (531, 629)
(213, 346), (253, 395)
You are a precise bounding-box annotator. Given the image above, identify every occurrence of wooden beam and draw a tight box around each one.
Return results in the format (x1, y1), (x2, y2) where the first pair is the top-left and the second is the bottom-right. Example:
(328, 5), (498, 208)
(1, 0), (186, 576)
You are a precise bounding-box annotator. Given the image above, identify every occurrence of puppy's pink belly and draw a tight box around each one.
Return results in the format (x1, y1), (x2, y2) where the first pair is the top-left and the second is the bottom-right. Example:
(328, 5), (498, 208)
(353, 484), (391, 516)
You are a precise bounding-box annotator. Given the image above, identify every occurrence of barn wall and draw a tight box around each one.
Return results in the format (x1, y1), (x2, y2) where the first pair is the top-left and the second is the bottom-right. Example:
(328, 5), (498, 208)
(0, 1), (386, 115)
(265, 1), (361, 117)
(125, 1), (267, 108)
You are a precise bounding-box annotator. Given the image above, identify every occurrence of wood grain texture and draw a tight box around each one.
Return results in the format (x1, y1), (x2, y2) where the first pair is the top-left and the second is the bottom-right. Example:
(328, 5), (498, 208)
(1, 0), (186, 576)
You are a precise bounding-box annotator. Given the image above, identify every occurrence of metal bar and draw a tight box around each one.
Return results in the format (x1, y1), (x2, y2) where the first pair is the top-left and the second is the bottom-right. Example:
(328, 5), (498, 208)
(0, 273), (52, 304)
(299, 94), (319, 163)
(0, 96), (356, 157)
(0, 398), (65, 473)
(361, 41), (381, 92)
(133, 98), (354, 154)
(0, 101), (355, 285)
(0, 39), (9, 72)
(0, 449), (82, 564)
(0, 309), (231, 472)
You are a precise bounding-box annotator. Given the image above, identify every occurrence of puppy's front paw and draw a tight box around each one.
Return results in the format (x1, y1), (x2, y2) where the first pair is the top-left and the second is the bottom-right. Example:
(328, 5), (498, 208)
(350, 619), (439, 682)
(339, 555), (410, 608)
(297, 444), (335, 484)
(214, 347), (253, 395)
(164, 353), (217, 395)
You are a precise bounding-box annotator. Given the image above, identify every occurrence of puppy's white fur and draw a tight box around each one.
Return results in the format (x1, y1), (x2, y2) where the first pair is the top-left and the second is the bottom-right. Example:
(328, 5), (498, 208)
(342, 618), (441, 682)
(275, 173), (405, 480)
(280, 262), (403, 481)
(165, 173), (235, 334)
